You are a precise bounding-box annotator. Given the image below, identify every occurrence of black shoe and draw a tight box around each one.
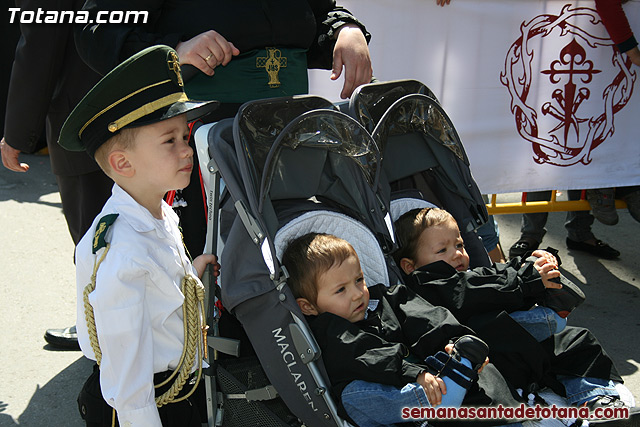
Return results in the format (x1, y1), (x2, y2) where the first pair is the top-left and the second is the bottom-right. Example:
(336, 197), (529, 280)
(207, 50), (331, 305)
(44, 325), (80, 350)
(543, 275), (586, 318)
(566, 238), (620, 259)
(451, 335), (489, 371)
(586, 396), (640, 426)
(509, 237), (540, 259)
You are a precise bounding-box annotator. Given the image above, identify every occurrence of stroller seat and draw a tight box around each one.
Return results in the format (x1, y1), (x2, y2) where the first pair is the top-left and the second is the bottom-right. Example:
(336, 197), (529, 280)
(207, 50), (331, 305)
(389, 197), (438, 223)
(274, 210), (389, 288)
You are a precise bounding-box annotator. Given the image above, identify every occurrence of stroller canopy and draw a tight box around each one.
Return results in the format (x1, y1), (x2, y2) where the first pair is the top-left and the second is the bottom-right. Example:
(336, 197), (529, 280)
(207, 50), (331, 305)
(349, 79), (437, 134)
(231, 96), (392, 263)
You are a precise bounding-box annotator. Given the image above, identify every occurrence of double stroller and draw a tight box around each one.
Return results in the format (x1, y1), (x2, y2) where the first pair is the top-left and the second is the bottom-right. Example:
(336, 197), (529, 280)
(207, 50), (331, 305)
(193, 80), (494, 426)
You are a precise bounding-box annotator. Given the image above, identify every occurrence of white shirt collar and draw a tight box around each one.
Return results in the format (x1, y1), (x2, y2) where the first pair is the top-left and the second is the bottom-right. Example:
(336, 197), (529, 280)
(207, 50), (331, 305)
(109, 184), (179, 237)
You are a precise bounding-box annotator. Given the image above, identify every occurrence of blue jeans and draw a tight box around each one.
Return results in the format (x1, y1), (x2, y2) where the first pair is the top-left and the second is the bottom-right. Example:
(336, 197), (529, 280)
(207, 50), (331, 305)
(477, 215), (501, 252)
(342, 359), (471, 427)
(509, 306), (567, 342)
(557, 375), (619, 406)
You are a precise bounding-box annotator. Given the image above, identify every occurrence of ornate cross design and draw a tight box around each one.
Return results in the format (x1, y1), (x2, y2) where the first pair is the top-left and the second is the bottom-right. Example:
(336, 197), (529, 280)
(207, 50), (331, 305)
(256, 48), (287, 88)
(167, 51), (184, 87)
(541, 39), (600, 144)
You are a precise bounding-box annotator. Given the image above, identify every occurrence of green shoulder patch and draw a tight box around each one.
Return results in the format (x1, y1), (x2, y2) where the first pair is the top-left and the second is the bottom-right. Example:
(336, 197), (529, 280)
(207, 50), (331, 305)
(92, 214), (119, 254)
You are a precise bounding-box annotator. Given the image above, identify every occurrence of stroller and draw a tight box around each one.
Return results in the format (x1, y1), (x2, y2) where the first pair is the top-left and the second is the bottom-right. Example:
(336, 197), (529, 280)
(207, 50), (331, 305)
(194, 82), (495, 426)
(195, 83), (636, 427)
(195, 95), (399, 426)
(347, 80), (491, 267)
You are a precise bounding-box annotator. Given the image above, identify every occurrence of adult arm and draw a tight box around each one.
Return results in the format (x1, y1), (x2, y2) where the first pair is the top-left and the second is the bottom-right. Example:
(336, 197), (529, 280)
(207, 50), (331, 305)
(3, 0), (70, 161)
(75, 0), (178, 75)
(307, 0), (372, 98)
(332, 23), (372, 99)
(594, 0), (640, 66)
(77, 0), (239, 76)
(0, 139), (28, 172)
(306, 0), (371, 69)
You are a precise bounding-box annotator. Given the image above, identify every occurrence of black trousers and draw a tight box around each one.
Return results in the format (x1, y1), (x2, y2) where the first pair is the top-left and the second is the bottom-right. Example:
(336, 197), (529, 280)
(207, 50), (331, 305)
(78, 364), (207, 427)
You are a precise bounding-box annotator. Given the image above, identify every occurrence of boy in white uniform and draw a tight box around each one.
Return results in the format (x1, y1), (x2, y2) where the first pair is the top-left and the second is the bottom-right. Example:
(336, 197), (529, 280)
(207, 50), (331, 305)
(59, 45), (219, 426)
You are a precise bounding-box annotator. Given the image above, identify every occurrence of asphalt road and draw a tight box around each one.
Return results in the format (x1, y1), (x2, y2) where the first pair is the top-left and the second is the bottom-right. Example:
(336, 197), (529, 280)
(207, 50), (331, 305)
(0, 154), (638, 426)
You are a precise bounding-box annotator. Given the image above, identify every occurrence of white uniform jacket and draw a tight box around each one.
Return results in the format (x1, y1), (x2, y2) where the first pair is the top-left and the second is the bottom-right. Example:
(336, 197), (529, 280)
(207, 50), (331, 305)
(76, 184), (202, 427)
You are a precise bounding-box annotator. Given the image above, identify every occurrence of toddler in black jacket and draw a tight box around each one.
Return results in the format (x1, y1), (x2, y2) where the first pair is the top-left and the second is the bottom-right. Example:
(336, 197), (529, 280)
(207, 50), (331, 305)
(282, 232), (523, 427)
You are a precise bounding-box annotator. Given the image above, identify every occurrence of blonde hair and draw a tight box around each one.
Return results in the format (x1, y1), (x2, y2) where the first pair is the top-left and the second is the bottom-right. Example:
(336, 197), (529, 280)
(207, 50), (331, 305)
(393, 207), (457, 263)
(282, 233), (358, 304)
(94, 127), (138, 174)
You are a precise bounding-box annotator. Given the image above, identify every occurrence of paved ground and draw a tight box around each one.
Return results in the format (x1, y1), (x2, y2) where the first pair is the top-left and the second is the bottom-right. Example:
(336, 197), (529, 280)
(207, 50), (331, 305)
(0, 154), (638, 426)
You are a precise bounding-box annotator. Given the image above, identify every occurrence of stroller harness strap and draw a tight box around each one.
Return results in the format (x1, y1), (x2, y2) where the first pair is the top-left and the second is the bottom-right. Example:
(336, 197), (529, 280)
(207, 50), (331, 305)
(82, 214), (207, 413)
(424, 351), (478, 390)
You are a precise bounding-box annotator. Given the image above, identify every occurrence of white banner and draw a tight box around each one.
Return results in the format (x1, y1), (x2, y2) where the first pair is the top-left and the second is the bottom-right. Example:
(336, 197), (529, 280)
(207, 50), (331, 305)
(309, 0), (640, 194)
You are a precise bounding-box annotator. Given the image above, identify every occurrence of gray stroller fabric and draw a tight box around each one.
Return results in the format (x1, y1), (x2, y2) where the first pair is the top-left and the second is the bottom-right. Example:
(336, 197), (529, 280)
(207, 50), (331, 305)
(345, 80), (491, 267)
(371, 93), (487, 231)
(205, 111), (341, 426)
(368, 90), (490, 267)
(235, 106), (396, 264)
(223, 218), (339, 426)
(274, 210), (390, 288)
(349, 79), (437, 134)
(389, 197), (438, 222)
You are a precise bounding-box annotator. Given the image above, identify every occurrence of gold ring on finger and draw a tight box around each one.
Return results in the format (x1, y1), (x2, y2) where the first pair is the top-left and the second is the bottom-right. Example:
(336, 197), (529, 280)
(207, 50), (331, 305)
(205, 53), (213, 62)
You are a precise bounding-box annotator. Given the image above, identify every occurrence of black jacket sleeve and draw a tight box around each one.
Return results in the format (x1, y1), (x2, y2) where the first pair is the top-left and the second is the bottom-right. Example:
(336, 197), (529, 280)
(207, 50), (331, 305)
(5, 0), (102, 176)
(381, 283), (475, 360)
(75, 0), (370, 75)
(310, 312), (426, 390)
(309, 284), (474, 391)
(306, 0), (371, 69)
(75, 0), (177, 75)
(406, 258), (546, 323)
(5, 0), (71, 152)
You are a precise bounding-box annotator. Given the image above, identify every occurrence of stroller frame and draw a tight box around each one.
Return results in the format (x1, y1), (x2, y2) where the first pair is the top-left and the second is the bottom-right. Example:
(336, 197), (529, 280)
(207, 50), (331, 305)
(204, 150), (344, 427)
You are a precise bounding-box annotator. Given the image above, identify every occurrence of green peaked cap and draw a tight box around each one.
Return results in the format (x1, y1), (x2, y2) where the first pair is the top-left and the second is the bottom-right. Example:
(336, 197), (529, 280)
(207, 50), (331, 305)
(58, 45), (218, 157)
